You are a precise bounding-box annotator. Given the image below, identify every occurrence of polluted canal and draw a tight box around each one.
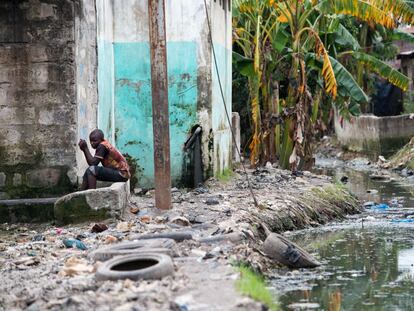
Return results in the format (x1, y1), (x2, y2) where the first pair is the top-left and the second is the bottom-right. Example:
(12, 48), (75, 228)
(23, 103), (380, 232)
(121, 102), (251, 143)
(271, 158), (414, 310)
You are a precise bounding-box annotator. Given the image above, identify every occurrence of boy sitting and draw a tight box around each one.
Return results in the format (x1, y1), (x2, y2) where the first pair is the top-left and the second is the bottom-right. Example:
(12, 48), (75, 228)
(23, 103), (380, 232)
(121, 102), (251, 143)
(78, 129), (130, 190)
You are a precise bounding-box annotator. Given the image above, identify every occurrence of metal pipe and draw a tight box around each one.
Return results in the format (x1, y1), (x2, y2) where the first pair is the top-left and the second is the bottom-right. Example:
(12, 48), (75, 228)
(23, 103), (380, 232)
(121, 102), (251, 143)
(148, 0), (171, 210)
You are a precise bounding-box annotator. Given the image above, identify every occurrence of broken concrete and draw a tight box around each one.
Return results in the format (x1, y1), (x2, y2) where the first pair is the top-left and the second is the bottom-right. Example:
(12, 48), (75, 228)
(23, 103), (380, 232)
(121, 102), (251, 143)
(335, 112), (414, 158)
(54, 182), (129, 224)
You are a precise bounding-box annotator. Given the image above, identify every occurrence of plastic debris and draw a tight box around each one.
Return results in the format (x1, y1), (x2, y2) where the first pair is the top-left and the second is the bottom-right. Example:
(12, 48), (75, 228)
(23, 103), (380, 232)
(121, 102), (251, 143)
(140, 215), (152, 224)
(130, 206), (139, 214)
(32, 234), (44, 242)
(371, 204), (389, 210)
(91, 223), (108, 233)
(62, 239), (88, 250)
(363, 201), (376, 207)
(116, 222), (132, 232)
(59, 257), (94, 277)
(104, 235), (118, 244)
(391, 219), (414, 223)
(205, 197), (219, 205)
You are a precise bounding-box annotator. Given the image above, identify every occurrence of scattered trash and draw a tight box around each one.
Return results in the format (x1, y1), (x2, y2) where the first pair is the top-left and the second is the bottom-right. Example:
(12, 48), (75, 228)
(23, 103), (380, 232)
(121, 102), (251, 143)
(205, 197), (219, 205)
(391, 219), (414, 223)
(169, 216), (190, 227)
(62, 239), (88, 250)
(76, 233), (88, 240)
(378, 155), (387, 162)
(104, 235), (118, 244)
(56, 228), (63, 235)
(140, 215), (152, 224)
(371, 204), (389, 210)
(91, 223), (108, 233)
(116, 222), (132, 232)
(129, 206), (139, 214)
(340, 176), (349, 183)
(59, 257), (94, 277)
(366, 189), (378, 194)
(32, 234), (44, 241)
(363, 201), (376, 207)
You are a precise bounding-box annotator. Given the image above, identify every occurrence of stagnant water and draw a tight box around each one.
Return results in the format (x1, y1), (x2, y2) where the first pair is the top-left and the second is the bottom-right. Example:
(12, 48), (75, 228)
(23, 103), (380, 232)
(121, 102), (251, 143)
(271, 162), (414, 310)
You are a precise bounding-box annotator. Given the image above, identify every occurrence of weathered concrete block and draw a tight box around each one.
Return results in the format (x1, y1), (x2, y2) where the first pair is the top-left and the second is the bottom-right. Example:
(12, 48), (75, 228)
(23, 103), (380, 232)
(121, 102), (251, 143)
(12, 173), (22, 186)
(0, 192), (10, 200)
(54, 182), (130, 224)
(27, 168), (61, 188)
(0, 173), (6, 187)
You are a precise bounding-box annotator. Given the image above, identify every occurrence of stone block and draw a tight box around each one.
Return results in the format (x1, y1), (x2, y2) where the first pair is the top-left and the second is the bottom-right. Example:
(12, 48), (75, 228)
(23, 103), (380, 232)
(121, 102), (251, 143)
(0, 172), (6, 187)
(12, 173), (22, 186)
(54, 182), (130, 224)
(0, 192), (10, 200)
(27, 168), (61, 188)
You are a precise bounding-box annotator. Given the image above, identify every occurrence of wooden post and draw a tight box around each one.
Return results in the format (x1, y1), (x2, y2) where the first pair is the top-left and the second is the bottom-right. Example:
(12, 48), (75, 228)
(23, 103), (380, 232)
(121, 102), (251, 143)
(148, 0), (171, 210)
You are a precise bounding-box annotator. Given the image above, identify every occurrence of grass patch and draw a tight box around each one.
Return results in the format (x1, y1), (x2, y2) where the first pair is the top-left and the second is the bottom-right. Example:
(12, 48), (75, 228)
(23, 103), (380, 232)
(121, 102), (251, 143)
(217, 168), (234, 182)
(235, 265), (279, 310)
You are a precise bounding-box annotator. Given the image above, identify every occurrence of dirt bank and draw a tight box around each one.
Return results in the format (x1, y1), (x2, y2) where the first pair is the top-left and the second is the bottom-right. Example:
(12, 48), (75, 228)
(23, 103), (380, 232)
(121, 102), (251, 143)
(0, 166), (360, 311)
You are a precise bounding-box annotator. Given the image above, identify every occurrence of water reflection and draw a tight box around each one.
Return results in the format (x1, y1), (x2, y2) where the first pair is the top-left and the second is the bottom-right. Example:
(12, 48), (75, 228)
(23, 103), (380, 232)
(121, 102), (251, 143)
(272, 227), (414, 310)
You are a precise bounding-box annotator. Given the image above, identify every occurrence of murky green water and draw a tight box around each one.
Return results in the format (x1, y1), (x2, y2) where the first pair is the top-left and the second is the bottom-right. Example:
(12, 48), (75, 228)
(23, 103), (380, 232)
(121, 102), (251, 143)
(272, 227), (414, 310)
(272, 163), (414, 310)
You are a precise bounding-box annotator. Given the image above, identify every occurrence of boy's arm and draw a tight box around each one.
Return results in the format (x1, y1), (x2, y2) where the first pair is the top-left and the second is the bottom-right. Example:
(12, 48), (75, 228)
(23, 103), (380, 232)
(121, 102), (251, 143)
(78, 139), (101, 166)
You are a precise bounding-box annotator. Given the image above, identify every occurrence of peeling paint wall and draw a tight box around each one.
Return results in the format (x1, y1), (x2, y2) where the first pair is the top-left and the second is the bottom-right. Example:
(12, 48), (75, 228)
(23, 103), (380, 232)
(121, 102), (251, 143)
(96, 0), (231, 187)
(75, 0), (98, 181)
(211, 0), (233, 175)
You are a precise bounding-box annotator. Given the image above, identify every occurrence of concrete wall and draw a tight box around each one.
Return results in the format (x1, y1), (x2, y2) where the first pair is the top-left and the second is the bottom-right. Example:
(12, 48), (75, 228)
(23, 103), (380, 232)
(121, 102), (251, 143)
(211, 0), (233, 175)
(96, 0), (232, 187)
(75, 0), (98, 181)
(335, 113), (414, 157)
(0, 0), (97, 199)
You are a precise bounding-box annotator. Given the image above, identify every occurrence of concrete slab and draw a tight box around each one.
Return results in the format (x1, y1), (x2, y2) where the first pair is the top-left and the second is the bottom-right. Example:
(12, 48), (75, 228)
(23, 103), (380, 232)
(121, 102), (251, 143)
(54, 182), (129, 224)
(335, 112), (414, 157)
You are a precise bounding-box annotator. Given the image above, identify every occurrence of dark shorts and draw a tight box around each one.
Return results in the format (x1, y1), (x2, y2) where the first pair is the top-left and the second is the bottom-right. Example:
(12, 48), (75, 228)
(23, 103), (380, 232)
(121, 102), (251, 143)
(87, 166), (128, 182)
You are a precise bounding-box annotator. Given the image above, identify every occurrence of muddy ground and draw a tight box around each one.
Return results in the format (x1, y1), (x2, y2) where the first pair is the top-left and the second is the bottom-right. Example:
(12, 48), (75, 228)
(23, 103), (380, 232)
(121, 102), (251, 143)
(0, 165), (361, 311)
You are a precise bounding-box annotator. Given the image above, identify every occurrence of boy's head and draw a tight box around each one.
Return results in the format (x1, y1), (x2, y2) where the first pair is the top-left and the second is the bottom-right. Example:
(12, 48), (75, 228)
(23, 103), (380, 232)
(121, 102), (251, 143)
(89, 129), (104, 149)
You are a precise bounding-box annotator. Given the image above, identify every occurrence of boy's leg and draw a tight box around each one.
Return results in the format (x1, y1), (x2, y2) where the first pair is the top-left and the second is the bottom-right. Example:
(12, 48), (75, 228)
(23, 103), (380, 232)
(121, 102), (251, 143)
(81, 166), (98, 190)
(81, 169), (89, 190)
(94, 166), (128, 183)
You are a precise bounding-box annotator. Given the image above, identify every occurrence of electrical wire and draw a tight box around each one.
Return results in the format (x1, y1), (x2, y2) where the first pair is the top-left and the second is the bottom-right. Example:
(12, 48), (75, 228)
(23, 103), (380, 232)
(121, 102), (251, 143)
(203, 0), (259, 207)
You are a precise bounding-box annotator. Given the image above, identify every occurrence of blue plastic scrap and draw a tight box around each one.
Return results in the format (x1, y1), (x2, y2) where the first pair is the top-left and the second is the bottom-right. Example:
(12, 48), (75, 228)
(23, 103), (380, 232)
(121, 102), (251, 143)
(391, 219), (414, 223)
(63, 238), (88, 250)
(371, 203), (389, 209)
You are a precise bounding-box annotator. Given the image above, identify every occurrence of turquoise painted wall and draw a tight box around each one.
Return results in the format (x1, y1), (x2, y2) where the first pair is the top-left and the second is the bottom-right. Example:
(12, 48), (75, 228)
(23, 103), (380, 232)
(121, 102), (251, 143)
(113, 42), (198, 187)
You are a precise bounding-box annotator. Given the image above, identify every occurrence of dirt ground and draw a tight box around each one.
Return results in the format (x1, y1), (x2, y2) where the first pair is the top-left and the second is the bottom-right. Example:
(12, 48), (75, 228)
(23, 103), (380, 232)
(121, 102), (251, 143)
(0, 165), (361, 311)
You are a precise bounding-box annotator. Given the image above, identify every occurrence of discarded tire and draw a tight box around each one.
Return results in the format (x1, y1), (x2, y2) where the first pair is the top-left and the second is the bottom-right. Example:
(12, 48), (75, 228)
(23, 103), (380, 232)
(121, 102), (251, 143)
(198, 232), (244, 244)
(91, 239), (176, 262)
(263, 233), (320, 268)
(96, 253), (174, 281)
(92, 247), (173, 261)
(133, 231), (193, 242)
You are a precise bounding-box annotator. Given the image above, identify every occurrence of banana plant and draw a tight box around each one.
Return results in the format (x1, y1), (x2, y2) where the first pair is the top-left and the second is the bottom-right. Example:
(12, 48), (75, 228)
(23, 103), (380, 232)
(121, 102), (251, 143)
(233, 0), (413, 169)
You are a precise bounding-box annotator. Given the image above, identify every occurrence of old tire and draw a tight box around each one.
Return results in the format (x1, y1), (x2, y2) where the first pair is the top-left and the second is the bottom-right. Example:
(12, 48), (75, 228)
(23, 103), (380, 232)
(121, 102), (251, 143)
(91, 239), (176, 262)
(96, 253), (174, 281)
(133, 231), (193, 242)
(263, 233), (320, 268)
